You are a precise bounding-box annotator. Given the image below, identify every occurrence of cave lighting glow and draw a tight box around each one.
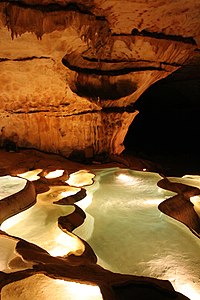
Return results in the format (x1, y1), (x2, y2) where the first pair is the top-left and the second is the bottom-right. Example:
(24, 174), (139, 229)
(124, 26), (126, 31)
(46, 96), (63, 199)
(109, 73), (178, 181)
(0, 236), (18, 272)
(0, 175), (26, 200)
(60, 188), (81, 198)
(38, 185), (80, 204)
(66, 170), (95, 187)
(1, 185), (85, 257)
(75, 168), (200, 300)
(116, 172), (140, 185)
(0, 235), (33, 273)
(17, 169), (43, 181)
(1, 274), (103, 300)
(190, 195), (200, 217)
(45, 169), (65, 179)
(178, 283), (200, 300)
(1, 170), (200, 299)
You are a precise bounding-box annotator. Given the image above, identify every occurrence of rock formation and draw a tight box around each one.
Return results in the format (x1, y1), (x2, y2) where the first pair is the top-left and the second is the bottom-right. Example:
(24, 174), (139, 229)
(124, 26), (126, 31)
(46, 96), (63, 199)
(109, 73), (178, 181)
(0, 0), (199, 157)
(0, 149), (194, 300)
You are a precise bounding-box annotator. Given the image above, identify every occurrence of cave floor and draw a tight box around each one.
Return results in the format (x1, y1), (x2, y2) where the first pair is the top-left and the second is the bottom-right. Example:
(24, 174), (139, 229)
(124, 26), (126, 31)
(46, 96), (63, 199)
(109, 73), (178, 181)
(0, 148), (200, 300)
(1, 147), (196, 178)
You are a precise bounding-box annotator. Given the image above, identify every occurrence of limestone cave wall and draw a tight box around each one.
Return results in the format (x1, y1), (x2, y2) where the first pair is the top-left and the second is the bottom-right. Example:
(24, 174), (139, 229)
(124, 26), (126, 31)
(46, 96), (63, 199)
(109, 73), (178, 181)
(0, 0), (199, 157)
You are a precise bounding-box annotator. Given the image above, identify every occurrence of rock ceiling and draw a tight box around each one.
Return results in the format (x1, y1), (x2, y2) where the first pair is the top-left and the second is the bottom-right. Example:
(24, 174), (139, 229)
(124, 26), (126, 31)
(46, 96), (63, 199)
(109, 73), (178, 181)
(0, 0), (200, 157)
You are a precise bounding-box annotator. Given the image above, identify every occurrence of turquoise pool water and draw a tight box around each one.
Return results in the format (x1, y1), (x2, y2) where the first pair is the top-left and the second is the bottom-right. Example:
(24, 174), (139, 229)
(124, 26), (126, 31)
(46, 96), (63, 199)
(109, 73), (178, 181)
(75, 168), (200, 300)
(1, 168), (200, 299)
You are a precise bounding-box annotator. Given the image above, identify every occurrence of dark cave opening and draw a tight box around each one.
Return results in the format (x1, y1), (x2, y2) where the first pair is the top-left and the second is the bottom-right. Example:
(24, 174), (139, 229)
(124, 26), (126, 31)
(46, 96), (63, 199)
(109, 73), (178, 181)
(124, 65), (200, 175)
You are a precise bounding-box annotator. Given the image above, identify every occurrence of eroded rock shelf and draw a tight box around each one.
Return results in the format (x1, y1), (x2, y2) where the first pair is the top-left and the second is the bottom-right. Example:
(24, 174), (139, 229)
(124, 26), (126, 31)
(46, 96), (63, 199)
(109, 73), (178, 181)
(0, 149), (200, 299)
(0, 0), (199, 156)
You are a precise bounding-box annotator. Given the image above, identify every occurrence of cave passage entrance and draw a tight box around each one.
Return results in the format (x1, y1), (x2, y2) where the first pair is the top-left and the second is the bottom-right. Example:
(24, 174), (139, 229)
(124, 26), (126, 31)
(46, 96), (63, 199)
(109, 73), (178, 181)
(124, 65), (200, 173)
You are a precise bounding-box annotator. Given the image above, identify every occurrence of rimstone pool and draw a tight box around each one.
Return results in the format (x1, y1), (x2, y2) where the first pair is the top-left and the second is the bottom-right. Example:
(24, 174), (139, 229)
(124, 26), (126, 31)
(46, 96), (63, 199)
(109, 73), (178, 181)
(0, 167), (200, 300)
(75, 168), (200, 299)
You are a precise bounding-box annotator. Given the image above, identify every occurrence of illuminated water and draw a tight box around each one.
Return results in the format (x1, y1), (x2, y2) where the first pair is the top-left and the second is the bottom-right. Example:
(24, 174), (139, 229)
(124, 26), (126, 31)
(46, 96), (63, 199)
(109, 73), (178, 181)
(75, 168), (200, 299)
(0, 176), (26, 200)
(1, 185), (84, 258)
(1, 168), (200, 299)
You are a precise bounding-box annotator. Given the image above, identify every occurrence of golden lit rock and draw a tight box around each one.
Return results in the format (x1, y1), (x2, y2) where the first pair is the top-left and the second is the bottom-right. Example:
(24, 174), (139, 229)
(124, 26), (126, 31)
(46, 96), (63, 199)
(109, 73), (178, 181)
(0, 2), (200, 297)
(0, 149), (199, 300)
(0, 0), (199, 156)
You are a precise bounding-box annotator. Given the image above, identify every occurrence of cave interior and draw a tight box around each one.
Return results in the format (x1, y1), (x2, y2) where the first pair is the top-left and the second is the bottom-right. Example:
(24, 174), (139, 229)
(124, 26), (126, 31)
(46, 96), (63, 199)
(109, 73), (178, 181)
(0, 1), (200, 300)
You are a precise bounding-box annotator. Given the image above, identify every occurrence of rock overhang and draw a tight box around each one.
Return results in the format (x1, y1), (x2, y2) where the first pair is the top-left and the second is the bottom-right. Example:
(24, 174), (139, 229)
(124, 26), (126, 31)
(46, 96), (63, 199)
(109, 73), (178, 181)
(0, 0), (199, 157)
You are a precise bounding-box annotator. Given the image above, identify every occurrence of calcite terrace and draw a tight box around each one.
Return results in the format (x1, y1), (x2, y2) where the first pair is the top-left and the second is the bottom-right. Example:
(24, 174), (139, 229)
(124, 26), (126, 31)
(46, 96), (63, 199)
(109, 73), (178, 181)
(1, 149), (199, 299)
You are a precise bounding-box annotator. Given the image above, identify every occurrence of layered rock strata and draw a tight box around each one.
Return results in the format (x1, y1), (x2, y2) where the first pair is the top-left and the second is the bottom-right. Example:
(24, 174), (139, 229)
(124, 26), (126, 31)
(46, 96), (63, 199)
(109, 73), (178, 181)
(0, 1), (199, 156)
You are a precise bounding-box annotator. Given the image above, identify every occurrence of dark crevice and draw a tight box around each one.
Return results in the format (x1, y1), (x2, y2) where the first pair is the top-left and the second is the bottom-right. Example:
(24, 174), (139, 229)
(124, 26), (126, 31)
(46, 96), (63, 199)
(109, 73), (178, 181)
(112, 283), (178, 300)
(0, 58), (9, 62)
(14, 56), (50, 61)
(102, 105), (137, 113)
(3, 1), (94, 15)
(11, 110), (50, 114)
(82, 56), (154, 64)
(14, 107), (137, 117)
(62, 106), (137, 115)
(62, 58), (164, 75)
(160, 61), (182, 67)
(82, 56), (182, 67)
(113, 29), (196, 45)
(9, 109), (101, 116)
(9, 105), (70, 115)
(132, 29), (196, 45)
(60, 103), (70, 107)
(0, 56), (51, 62)
(55, 110), (100, 117)
(27, 110), (49, 114)
(95, 15), (107, 21)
